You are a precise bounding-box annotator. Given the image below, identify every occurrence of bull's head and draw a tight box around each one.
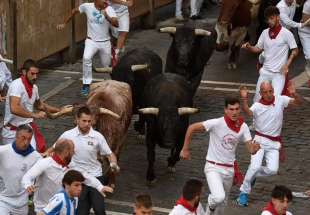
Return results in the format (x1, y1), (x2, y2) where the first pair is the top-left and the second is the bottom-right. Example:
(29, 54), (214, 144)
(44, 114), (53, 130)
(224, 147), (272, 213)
(138, 106), (199, 148)
(215, 0), (246, 51)
(159, 26), (211, 76)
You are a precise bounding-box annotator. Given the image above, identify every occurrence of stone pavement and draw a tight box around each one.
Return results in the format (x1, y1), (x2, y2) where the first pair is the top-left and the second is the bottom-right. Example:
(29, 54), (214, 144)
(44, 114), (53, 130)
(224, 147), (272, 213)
(1, 2), (310, 215)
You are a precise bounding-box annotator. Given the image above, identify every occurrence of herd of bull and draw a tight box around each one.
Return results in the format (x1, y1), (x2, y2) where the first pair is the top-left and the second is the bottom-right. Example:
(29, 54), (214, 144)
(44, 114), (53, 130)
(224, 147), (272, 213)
(53, 22), (216, 185)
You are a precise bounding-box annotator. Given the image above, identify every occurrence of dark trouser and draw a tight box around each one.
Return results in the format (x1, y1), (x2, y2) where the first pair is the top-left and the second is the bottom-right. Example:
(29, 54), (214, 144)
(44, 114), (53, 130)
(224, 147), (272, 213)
(77, 176), (106, 215)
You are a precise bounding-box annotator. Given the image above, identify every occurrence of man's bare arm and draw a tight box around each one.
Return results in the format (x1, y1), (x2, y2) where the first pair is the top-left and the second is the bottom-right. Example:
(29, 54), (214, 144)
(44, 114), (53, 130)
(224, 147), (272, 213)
(180, 122), (206, 160)
(239, 86), (253, 117)
(10, 96), (46, 119)
(35, 100), (60, 113)
(57, 7), (80, 30)
(241, 42), (263, 54)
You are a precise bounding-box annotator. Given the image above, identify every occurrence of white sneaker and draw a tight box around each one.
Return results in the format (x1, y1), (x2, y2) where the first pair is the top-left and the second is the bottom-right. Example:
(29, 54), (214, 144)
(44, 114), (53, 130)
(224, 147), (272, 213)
(175, 15), (184, 21)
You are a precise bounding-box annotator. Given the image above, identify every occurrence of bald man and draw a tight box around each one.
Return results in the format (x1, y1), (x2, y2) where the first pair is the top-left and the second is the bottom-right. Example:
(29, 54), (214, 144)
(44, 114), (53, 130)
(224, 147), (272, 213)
(22, 139), (112, 213)
(236, 81), (301, 207)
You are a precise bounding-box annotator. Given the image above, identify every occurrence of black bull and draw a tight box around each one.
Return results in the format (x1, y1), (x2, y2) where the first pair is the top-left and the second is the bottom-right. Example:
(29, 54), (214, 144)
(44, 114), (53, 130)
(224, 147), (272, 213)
(139, 73), (199, 183)
(96, 48), (163, 135)
(161, 23), (217, 94)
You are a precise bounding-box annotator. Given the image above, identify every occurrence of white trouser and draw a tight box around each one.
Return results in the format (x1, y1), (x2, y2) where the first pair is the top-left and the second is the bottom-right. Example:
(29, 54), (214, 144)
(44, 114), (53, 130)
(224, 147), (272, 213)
(205, 162), (234, 215)
(254, 68), (285, 102)
(190, 0), (203, 16)
(298, 29), (310, 60)
(1, 127), (37, 149)
(240, 135), (280, 194)
(175, 0), (203, 17)
(0, 201), (28, 215)
(176, 0), (183, 17)
(83, 38), (112, 85)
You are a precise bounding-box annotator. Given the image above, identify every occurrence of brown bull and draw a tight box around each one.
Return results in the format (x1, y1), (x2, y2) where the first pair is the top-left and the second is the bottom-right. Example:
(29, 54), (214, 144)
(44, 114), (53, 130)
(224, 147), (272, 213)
(216, 0), (261, 69)
(49, 80), (132, 188)
(87, 80), (132, 187)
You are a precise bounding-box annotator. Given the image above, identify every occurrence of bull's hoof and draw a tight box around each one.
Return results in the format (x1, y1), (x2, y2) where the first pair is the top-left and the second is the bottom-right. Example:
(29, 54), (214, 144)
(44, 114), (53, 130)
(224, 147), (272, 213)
(167, 166), (176, 173)
(146, 178), (157, 186)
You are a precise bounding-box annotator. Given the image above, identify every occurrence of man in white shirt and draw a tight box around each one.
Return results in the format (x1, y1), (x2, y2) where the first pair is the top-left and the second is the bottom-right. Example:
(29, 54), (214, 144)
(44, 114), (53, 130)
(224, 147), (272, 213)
(58, 106), (119, 215)
(180, 97), (260, 215)
(296, 0), (310, 87)
(261, 185), (293, 215)
(109, 0), (133, 62)
(0, 124), (41, 215)
(237, 81), (300, 207)
(38, 170), (85, 215)
(22, 138), (113, 213)
(242, 6), (299, 102)
(276, 0), (305, 29)
(57, 0), (118, 96)
(169, 179), (205, 215)
(2, 59), (65, 152)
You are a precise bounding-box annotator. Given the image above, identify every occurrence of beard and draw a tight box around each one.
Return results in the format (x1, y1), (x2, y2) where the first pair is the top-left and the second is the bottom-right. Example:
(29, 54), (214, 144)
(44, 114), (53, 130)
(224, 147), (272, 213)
(64, 155), (72, 165)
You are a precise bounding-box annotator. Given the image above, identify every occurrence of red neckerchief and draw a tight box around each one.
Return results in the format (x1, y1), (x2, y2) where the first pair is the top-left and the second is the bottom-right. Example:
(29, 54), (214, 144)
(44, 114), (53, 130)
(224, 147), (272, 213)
(269, 25), (282, 39)
(21, 75), (33, 99)
(259, 96), (275, 106)
(263, 201), (286, 215)
(29, 122), (46, 153)
(176, 197), (197, 213)
(224, 115), (244, 133)
(52, 154), (67, 168)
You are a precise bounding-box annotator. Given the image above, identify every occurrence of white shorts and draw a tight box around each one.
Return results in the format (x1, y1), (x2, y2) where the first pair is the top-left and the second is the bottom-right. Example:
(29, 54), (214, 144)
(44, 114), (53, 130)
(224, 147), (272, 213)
(0, 200), (28, 215)
(111, 11), (130, 38)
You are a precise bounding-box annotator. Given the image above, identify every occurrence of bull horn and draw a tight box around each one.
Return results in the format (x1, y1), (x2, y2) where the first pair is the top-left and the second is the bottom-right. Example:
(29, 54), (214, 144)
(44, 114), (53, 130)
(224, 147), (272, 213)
(131, 64), (149, 72)
(138, 107), (159, 115)
(195, 29), (212, 36)
(47, 105), (74, 119)
(178, 107), (199, 115)
(95, 67), (113, 73)
(159, 27), (176, 34)
(99, 108), (121, 119)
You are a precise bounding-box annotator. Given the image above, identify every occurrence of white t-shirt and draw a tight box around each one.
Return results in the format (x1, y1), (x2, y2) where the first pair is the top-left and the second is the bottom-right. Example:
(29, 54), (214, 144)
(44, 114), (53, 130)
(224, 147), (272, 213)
(42, 191), (77, 215)
(0, 144), (41, 208)
(277, 0), (301, 29)
(79, 3), (117, 41)
(256, 28), (297, 73)
(109, 1), (128, 15)
(169, 203), (205, 215)
(4, 78), (39, 126)
(251, 96), (291, 137)
(22, 157), (105, 212)
(262, 210), (293, 215)
(202, 117), (252, 165)
(59, 127), (112, 177)
(0, 62), (12, 90)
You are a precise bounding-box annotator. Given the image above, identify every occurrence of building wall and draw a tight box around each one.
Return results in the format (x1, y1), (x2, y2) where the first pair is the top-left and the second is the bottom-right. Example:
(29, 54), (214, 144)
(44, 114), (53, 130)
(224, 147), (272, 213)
(3, 0), (174, 68)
